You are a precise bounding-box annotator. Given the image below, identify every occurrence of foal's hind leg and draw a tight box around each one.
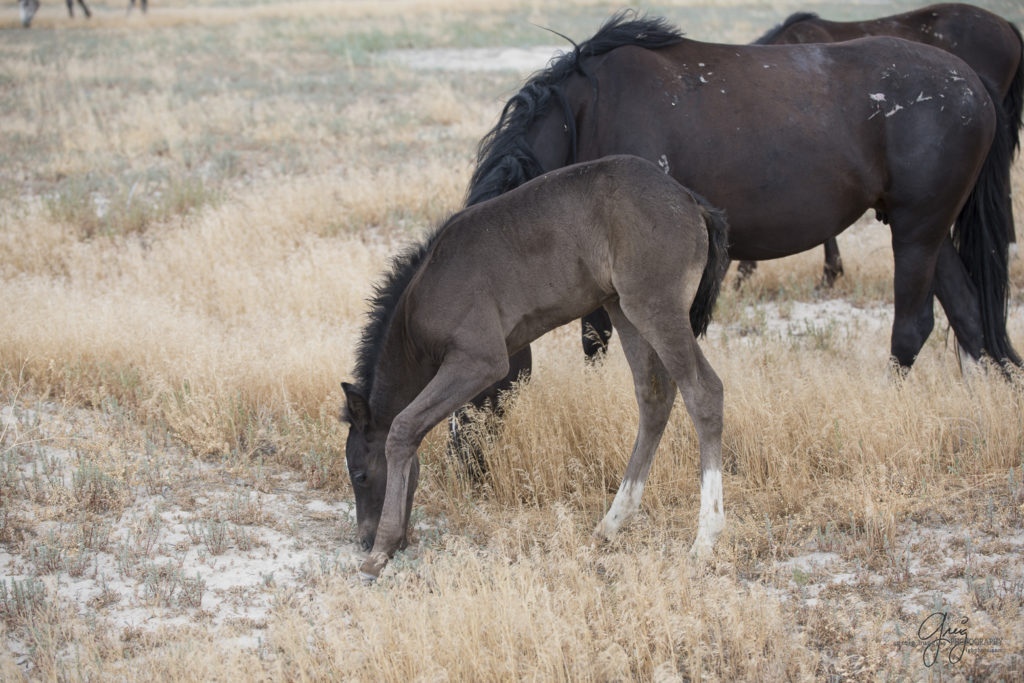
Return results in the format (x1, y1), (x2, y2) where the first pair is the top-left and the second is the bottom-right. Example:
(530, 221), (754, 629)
(613, 297), (725, 558)
(592, 303), (676, 541)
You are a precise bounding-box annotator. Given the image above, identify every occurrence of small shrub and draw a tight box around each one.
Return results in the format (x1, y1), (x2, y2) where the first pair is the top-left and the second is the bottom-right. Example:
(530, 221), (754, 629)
(139, 561), (205, 609)
(72, 461), (129, 513)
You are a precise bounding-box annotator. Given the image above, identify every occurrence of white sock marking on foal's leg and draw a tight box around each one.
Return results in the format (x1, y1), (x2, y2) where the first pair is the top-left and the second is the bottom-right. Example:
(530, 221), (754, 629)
(593, 478), (644, 541)
(690, 467), (724, 558)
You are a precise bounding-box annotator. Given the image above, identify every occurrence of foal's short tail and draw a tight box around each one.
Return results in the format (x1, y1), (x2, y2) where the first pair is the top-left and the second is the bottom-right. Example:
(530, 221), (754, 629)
(689, 198), (730, 337)
(954, 76), (1021, 368)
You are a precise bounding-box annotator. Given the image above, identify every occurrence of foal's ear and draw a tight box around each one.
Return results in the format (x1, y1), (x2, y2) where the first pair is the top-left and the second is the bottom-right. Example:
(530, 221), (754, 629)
(341, 382), (370, 431)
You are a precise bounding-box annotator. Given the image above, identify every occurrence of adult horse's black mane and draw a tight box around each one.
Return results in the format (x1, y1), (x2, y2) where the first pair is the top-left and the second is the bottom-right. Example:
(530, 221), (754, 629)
(348, 224), (446, 403)
(350, 12), (689, 410)
(752, 11), (818, 45)
(466, 11), (684, 206)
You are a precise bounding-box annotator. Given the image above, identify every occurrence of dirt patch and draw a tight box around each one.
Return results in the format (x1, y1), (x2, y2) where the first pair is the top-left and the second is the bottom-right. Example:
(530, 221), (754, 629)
(1, 402), (362, 670)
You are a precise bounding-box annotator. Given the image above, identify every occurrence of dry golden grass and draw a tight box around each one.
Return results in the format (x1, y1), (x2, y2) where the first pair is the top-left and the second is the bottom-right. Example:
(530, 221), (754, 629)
(2, 0), (1024, 680)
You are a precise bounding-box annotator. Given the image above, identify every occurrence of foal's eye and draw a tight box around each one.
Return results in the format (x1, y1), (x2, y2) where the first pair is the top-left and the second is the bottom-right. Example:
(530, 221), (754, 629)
(351, 471), (368, 485)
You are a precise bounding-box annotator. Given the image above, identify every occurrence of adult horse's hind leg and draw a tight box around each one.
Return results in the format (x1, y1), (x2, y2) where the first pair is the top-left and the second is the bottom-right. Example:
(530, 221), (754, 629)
(889, 235), (945, 370)
(931, 237), (986, 367)
(592, 303), (676, 541)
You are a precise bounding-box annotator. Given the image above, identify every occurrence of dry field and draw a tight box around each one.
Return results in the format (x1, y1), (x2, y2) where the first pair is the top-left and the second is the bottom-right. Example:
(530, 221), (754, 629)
(2, 0), (1023, 679)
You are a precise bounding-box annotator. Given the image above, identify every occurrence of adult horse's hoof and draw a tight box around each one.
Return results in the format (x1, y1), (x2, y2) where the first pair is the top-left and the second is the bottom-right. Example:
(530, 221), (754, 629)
(358, 571), (378, 585)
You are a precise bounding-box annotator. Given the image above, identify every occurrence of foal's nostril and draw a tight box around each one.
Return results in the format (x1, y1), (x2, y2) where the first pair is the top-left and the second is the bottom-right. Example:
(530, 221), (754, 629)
(360, 538), (373, 552)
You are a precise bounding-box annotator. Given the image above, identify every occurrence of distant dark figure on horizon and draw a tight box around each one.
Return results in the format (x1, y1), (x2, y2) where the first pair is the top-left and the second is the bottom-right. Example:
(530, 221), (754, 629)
(19, 0), (91, 28)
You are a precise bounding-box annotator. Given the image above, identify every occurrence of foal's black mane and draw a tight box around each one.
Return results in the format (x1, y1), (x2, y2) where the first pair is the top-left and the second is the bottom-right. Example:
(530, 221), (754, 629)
(753, 11), (818, 45)
(466, 10), (684, 206)
(349, 219), (450, 403)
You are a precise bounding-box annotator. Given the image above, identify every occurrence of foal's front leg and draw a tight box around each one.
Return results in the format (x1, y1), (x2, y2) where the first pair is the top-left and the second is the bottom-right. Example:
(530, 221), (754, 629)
(360, 349), (510, 580)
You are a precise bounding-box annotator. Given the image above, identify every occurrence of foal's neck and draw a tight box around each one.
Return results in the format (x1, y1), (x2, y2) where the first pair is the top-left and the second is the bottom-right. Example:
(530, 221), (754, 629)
(368, 312), (436, 427)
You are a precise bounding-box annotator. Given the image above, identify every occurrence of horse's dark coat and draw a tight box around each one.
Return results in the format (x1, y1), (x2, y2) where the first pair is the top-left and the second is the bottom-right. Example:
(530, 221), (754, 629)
(466, 11), (1019, 386)
(343, 156), (730, 578)
(740, 3), (1024, 286)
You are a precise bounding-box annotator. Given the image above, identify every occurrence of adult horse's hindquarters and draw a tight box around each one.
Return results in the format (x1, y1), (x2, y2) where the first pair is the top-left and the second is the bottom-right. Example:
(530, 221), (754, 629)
(737, 2), (1024, 285)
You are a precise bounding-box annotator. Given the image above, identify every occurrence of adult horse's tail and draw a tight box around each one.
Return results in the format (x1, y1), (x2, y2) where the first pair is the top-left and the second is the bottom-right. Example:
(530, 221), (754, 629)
(690, 199), (730, 337)
(465, 11), (684, 206)
(954, 76), (1021, 368)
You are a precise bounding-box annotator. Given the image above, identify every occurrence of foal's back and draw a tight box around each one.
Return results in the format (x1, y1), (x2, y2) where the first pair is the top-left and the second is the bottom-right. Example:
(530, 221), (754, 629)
(404, 156), (709, 354)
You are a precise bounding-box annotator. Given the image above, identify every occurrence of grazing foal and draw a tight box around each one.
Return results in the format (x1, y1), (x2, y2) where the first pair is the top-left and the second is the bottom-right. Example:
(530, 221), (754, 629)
(342, 156), (730, 579)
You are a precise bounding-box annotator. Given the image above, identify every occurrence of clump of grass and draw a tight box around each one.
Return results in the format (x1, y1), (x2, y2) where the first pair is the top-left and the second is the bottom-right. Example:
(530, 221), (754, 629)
(224, 490), (265, 526)
(139, 560), (206, 610)
(71, 460), (130, 513)
(114, 507), (165, 578)
(185, 516), (230, 555)
(0, 577), (49, 629)
(43, 172), (221, 240)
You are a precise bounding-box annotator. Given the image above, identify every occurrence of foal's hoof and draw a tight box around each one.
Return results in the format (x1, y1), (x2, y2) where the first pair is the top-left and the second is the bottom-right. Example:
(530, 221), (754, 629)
(591, 522), (616, 545)
(358, 571), (378, 585)
(688, 540), (713, 563)
(359, 551), (389, 581)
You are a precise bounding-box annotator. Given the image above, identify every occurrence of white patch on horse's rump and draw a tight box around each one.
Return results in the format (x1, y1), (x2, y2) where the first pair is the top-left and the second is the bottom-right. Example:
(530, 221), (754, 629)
(869, 93), (887, 102)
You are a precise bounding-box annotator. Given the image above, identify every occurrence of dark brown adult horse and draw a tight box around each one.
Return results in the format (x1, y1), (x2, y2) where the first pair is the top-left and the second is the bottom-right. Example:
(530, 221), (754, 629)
(342, 156), (730, 580)
(736, 3), (1024, 286)
(467, 12), (1019, 389)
